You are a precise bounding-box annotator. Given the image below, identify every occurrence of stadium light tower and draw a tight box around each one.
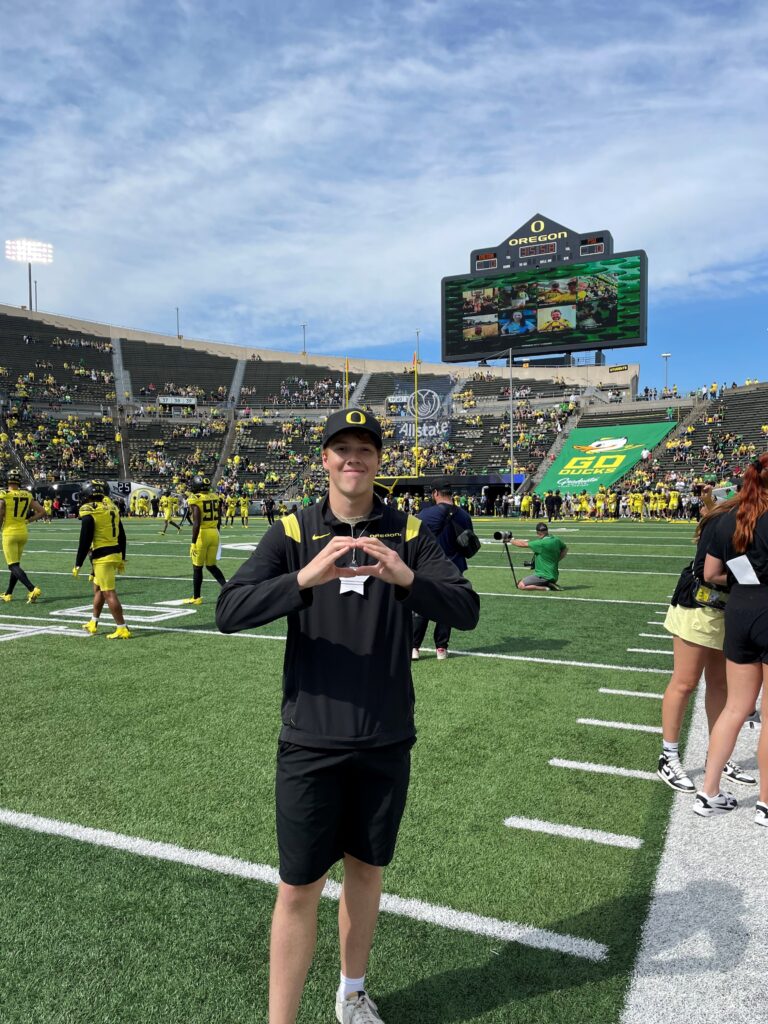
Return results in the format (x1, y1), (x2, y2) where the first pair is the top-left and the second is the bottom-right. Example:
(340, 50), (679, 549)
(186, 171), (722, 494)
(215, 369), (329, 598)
(5, 239), (53, 311)
(661, 352), (671, 392)
(300, 323), (307, 356)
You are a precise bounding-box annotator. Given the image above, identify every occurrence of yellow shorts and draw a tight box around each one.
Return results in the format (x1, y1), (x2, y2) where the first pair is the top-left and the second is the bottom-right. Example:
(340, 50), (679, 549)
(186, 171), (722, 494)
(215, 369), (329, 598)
(164, 511), (173, 522)
(2, 527), (28, 566)
(192, 530), (219, 567)
(663, 603), (725, 651)
(92, 554), (123, 592)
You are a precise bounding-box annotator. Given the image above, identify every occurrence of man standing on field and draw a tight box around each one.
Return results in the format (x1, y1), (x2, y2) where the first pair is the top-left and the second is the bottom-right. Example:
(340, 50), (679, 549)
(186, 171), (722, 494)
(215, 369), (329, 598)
(216, 408), (479, 1024)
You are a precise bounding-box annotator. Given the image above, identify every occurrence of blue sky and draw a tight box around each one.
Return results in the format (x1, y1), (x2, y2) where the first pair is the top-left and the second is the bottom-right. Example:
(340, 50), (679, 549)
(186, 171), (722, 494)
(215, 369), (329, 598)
(1, 0), (766, 391)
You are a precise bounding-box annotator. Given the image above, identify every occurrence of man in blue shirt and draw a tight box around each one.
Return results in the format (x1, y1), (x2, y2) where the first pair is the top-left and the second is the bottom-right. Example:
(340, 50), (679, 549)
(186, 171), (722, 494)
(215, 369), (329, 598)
(412, 479), (474, 661)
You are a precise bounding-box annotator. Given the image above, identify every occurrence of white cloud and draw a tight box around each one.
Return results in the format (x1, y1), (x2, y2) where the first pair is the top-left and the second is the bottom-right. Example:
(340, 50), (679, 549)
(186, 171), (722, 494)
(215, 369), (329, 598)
(0, 0), (766, 375)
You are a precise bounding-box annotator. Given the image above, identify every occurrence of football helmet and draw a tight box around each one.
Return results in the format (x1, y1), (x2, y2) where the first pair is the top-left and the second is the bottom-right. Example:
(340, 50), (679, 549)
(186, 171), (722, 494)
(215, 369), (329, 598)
(191, 475), (210, 491)
(80, 480), (107, 504)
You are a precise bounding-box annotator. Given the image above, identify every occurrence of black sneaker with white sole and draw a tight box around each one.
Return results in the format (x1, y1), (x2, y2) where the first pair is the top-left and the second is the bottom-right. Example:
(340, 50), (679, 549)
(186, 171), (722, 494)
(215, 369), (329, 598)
(693, 791), (738, 817)
(755, 802), (768, 827)
(723, 759), (757, 785)
(657, 752), (695, 793)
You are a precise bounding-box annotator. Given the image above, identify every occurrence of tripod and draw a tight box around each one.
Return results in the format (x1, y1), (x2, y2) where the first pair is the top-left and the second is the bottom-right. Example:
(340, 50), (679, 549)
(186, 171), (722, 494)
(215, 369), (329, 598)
(501, 539), (518, 587)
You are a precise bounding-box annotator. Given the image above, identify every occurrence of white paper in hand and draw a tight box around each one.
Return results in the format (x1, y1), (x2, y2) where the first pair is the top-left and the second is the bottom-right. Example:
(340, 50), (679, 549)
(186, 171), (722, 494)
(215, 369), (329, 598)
(726, 555), (761, 585)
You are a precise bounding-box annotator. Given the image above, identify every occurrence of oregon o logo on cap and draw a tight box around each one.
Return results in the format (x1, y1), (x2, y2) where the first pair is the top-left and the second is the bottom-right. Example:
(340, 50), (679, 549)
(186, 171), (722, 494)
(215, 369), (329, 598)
(345, 410), (367, 425)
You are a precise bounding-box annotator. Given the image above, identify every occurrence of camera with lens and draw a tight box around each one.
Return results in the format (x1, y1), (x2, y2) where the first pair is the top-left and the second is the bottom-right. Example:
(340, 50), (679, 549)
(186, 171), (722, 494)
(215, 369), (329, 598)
(523, 560), (534, 568)
(493, 530), (514, 543)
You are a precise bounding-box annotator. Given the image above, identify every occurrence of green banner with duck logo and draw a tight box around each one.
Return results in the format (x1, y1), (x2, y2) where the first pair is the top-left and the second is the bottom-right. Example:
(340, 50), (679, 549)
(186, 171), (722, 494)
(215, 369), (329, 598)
(538, 421), (676, 494)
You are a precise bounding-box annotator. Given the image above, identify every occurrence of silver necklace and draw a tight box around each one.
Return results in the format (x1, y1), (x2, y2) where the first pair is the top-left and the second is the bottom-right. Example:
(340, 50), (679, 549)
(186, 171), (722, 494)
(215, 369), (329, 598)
(349, 522), (369, 568)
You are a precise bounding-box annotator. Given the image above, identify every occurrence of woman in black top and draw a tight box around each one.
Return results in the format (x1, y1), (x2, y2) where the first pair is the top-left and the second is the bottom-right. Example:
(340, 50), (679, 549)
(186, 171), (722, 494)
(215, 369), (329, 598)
(657, 491), (754, 792)
(699, 456), (768, 823)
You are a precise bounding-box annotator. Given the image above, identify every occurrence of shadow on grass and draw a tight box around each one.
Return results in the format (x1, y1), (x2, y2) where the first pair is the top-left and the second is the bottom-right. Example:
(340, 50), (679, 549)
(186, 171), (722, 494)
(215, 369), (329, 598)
(381, 878), (748, 1022)
(463, 636), (570, 654)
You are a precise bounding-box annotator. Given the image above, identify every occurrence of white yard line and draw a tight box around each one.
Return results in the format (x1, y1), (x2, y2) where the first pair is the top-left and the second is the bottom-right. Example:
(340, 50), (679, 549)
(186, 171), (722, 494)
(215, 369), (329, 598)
(449, 651), (668, 674)
(478, 592), (667, 607)
(0, 807), (607, 962)
(480, 549), (690, 559)
(638, 633), (672, 640)
(13, 570), (218, 583)
(548, 759), (658, 782)
(627, 648), (674, 656)
(468, 566), (680, 577)
(620, 689), (767, 1023)
(578, 718), (663, 735)
(503, 815), (643, 850)
(599, 688), (664, 700)
(0, 611), (670, 673)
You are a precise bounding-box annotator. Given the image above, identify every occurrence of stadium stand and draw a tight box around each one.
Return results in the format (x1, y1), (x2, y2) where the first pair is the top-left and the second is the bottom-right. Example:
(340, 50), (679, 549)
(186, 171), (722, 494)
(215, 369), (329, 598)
(0, 313), (115, 405)
(362, 371), (453, 410)
(453, 372), (572, 403)
(237, 359), (361, 409)
(1, 407), (119, 480)
(121, 339), (237, 403)
(126, 412), (228, 485)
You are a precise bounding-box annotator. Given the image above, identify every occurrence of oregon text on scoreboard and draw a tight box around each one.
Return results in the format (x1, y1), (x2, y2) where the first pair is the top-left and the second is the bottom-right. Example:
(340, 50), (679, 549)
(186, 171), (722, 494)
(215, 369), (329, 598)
(441, 213), (648, 362)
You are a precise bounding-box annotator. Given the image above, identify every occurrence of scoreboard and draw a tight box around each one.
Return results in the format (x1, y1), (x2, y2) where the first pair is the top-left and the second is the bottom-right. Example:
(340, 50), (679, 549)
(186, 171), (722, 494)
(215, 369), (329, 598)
(442, 214), (647, 362)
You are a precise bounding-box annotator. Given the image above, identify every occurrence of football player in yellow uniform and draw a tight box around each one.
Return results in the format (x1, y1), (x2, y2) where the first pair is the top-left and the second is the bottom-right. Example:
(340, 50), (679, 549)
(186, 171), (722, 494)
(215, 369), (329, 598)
(43, 497), (53, 520)
(72, 481), (131, 638)
(159, 490), (181, 535)
(0, 474), (45, 602)
(184, 476), (226, 604)
(225, 495), (238, 526)
(239, 494), (249, 527)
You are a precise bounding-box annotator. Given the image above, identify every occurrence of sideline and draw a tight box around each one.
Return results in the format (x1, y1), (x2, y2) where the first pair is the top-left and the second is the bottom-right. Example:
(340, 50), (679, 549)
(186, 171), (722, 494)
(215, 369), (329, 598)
(620, 690), (766, 1023)
(0, 807), (607, 962)
(0, 611), (669, 673)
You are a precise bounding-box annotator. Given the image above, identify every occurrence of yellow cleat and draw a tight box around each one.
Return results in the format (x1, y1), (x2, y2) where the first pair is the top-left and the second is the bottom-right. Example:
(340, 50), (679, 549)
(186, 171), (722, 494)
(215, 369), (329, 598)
(181, 597), (202, 605)
(27, 587), (42, 604)
(1, 593), (12, 603)
(107, 626), (132, 640)
(81, 620), (99, 635)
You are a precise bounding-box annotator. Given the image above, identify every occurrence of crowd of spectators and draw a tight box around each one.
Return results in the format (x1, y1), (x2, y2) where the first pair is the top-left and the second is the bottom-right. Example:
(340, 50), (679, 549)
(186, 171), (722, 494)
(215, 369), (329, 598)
(136, 382), (232, 402)
(0, 408), (118, 480)
(251, 375), (355, 409)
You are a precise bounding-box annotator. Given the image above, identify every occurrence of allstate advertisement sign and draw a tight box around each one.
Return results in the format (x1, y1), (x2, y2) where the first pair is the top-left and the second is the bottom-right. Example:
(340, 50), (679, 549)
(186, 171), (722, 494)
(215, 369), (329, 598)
(396, 420), (450, 440)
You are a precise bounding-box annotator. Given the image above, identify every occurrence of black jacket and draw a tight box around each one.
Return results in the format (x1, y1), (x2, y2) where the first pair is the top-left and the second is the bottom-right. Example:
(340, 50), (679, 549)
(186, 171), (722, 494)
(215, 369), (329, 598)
(216, 495), (480, 749)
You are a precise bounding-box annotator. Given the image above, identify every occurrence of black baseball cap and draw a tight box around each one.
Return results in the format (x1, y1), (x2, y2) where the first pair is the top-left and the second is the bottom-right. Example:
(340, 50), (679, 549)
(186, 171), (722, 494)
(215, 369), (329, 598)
(430, 478), (453, 495)
(322, 408), (382, 449)
(536, 522), (549, 534)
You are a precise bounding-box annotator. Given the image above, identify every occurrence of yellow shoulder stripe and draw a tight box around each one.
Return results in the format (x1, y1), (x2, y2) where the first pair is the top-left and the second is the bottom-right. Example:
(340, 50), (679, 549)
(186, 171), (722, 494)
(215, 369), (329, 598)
(282, 513), (301, 543)
(405, 514), (421, 543)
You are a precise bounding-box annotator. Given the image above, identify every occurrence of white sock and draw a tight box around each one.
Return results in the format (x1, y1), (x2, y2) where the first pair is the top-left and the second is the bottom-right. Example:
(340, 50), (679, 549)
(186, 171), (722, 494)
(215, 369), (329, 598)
(338, 973), (365, 1000)
(662, 740), (679, 758)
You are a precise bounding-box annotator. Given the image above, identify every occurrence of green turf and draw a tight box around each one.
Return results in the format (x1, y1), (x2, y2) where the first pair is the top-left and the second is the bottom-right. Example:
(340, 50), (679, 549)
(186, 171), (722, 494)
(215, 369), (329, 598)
(0, 517), (693, 1022)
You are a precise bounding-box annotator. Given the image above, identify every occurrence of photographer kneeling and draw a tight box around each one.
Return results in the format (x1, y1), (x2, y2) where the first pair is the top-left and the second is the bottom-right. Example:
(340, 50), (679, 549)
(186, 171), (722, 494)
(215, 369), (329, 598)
(510, 522), (567, 591)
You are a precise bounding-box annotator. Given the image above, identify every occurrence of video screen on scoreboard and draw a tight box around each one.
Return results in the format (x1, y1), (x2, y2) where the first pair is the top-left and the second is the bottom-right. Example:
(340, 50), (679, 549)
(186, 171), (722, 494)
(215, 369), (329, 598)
(442, 252), (646, 361)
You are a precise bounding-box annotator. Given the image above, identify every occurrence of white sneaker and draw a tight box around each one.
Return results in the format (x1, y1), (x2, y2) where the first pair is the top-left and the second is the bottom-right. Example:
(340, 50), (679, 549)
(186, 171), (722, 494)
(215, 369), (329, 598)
(693, 791), (737, 817)
(411, 648), (420, 661)
(755, 801), (768, 827)
(336, 991), (384, 1024)
(436, 647), (448, 660)
(723, 759), (757, 785)
(657, 752), (695, 792)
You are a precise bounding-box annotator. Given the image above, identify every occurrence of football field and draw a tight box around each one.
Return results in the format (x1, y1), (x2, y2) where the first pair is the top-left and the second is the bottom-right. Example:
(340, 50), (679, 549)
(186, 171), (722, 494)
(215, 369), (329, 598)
(0, 516), (701, 1023)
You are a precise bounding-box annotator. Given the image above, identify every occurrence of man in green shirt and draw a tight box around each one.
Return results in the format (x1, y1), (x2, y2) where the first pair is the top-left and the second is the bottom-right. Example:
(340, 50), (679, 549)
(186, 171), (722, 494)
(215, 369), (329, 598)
(510, 522), (567, 591)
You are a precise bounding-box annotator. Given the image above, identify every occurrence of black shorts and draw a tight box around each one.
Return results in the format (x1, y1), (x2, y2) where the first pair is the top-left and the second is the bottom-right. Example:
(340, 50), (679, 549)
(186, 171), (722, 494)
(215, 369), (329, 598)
(275, 739), (413, 885)
(724, 587), (768, 664)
